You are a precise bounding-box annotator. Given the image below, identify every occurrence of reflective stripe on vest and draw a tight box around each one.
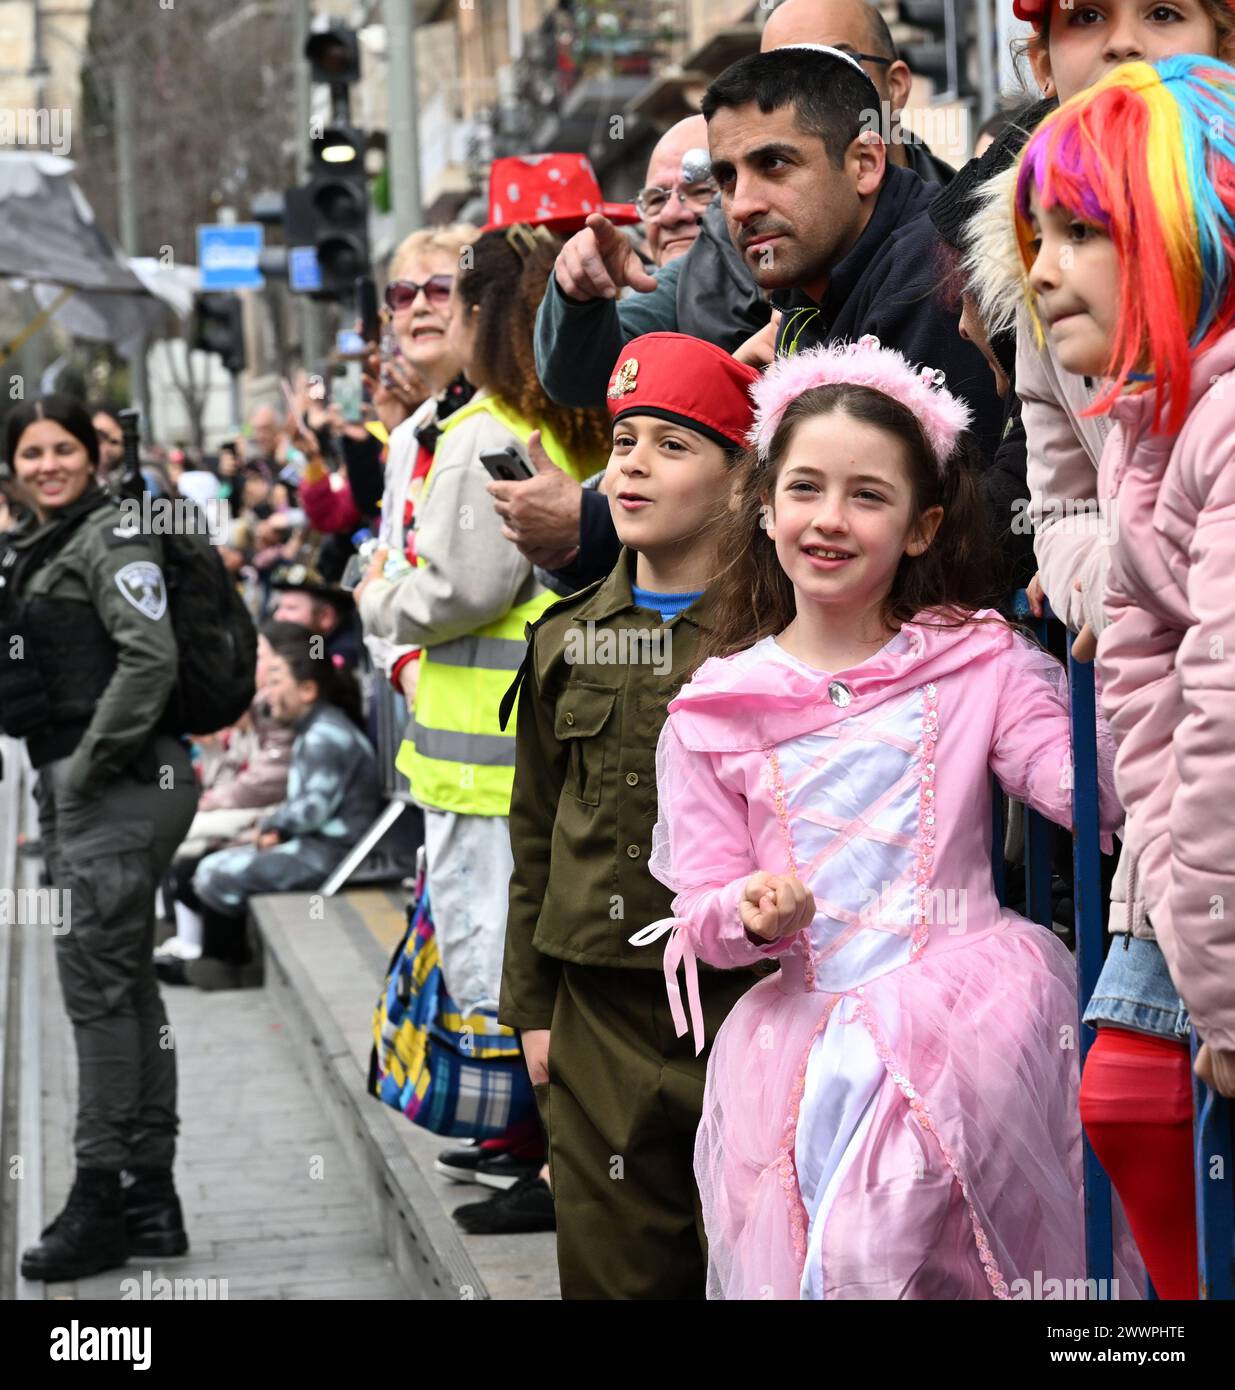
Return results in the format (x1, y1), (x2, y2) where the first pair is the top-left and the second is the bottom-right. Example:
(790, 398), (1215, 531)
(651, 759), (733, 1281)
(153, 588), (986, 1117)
(408, 723), (517, 767)
(426, 633), (528, 671)
(401, 396), (593, 816)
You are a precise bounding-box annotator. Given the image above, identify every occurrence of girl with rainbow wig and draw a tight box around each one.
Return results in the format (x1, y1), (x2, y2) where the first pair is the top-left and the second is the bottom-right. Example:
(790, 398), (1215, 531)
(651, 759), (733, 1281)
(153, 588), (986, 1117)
(1015, 54), (1235, 1300)
(1014, 55), (1235, 434)
(1008, 0), (1235, 648)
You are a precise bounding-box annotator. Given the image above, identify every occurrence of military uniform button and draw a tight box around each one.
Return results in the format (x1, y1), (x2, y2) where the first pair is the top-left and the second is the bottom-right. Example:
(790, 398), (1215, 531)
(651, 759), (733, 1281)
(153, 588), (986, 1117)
(626, 844), (640, 859)
(564, 712), (575, 726)
(625, 772), (639, 786)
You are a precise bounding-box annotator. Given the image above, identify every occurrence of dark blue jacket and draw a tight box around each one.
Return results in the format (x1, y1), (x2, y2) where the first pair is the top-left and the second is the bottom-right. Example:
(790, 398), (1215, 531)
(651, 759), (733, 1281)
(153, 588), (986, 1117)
(771, 163), (1003, 458)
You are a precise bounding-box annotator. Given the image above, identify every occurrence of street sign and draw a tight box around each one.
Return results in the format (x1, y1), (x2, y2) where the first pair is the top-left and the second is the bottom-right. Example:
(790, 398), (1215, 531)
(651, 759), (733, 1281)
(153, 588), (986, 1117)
(198, 223), (265, 291)
(289, 245), (323, 293)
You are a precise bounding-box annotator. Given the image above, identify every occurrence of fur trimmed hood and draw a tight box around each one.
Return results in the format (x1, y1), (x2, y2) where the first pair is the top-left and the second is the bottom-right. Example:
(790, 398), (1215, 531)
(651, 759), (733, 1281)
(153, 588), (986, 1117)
(961, 163), (1027, 342)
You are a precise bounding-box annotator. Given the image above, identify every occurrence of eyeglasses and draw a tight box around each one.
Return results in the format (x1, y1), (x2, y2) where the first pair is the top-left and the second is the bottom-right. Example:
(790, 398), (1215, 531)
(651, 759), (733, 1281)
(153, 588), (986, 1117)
(635, 180), (720, 219)
(384, 275), (454, 312)
(846, 51), (892, 68)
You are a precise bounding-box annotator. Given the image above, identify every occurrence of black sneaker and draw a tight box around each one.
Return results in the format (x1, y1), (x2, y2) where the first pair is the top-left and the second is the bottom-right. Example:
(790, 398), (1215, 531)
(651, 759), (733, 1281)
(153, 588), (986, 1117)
(434, 1145), (541, 1189)
(434, 1143), (485, 1184)
(453, 1176), (554, 1235)
(154, 956), (190, 986)
(183, 956), (263, 991)
(473, 1151), (543, 1191)
(21, 1169), (128, 1282)
(122, 1168), (189, 1258)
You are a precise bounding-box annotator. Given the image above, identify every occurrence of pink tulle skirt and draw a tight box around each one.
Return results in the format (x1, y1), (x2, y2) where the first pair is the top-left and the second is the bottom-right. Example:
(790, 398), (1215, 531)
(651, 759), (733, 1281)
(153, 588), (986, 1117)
(696, 919), (1144, 1299)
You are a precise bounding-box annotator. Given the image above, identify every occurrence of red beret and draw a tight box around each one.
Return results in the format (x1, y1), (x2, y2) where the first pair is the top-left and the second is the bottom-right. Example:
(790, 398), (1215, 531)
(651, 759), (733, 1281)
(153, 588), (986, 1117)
(1012, 0), (1044, 26)
(605, 332), (761, 450)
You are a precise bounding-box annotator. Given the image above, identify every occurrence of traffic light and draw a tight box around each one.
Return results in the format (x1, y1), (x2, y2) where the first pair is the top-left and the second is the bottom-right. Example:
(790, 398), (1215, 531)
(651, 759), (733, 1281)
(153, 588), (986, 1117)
(192, 293), (246, 374)
(898, 0), (971, 100)
(309, 126), (370, 298)
(305, 25), (360, 86)
(302, 22), (369, 300)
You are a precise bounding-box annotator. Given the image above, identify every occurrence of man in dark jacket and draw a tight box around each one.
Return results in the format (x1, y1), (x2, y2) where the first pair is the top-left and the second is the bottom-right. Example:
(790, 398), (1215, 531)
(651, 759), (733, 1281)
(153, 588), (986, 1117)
(504, 44), (998, 591)
(532, 0), (953, 409)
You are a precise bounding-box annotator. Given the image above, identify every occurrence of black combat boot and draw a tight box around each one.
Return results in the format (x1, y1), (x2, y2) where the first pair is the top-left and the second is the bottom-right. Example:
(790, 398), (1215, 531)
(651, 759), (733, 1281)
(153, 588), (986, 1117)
(20, 1168), (128, 1282)
(122, 1167), (189, 1257)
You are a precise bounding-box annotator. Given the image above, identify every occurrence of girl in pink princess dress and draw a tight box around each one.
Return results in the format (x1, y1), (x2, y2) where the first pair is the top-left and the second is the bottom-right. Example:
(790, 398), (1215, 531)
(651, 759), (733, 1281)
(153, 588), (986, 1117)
(640, 339), (1138, 1300)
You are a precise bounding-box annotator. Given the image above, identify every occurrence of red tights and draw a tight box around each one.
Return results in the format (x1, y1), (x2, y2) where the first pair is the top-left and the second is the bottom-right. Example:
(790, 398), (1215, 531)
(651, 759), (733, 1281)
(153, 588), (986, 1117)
(1079, 1027), (1197, 1300)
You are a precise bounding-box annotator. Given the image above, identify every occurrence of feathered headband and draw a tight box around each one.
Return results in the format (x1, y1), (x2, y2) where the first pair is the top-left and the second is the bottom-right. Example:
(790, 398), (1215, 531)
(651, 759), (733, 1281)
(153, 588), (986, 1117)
(747, 336), (973, 472)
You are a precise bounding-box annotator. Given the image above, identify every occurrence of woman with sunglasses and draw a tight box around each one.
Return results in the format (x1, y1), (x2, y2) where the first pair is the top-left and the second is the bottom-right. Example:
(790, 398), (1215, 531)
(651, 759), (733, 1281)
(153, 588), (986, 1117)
(355, 226), (610, 1228)
(338, 225), (482, 705)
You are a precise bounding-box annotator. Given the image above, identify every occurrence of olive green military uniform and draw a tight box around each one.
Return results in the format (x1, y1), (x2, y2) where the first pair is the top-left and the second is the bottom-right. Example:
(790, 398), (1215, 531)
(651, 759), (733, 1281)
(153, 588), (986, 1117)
(500, 551), (765, 1300)
(0, 485), (198, 1171)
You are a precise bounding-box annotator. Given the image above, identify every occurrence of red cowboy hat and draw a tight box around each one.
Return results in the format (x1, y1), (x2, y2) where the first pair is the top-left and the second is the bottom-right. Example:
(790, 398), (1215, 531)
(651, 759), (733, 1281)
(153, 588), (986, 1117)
(482, 153), (640, 235)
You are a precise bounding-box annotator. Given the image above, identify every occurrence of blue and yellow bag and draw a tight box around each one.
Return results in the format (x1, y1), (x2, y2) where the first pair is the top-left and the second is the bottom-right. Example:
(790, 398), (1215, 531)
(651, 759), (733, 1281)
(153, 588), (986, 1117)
(368, 873), (534, 1140)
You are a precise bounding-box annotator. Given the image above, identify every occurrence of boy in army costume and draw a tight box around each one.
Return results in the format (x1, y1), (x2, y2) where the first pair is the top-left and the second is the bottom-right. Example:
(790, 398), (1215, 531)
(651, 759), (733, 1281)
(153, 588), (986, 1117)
(500, 334), (768, 1298)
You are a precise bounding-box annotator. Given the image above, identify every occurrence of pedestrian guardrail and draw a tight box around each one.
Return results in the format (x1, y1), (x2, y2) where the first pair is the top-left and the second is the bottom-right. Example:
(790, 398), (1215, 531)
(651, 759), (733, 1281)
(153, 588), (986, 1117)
(319, 658), (420, 896)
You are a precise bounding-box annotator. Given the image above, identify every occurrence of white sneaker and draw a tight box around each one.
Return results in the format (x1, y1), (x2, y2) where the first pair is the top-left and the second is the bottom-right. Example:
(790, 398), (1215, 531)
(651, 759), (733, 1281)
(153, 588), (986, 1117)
(154, 937), (202, 963)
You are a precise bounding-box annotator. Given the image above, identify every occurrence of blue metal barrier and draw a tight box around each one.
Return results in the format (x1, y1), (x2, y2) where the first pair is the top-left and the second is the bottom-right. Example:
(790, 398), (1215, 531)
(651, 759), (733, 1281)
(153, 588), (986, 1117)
(1066, 649), (1115, 1288)
(1191, 1031), (1235, 1299)
(1006, 594), (1234, 1298)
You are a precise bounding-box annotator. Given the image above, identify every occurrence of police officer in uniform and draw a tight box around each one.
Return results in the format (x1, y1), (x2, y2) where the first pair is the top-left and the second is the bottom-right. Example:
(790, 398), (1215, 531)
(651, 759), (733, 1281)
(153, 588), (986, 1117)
(0, 397), (199, 1282)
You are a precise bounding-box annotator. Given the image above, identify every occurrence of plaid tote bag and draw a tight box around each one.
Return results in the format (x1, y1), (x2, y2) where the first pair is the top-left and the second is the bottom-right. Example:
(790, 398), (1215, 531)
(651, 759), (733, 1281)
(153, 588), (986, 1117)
(368, 873), (534, 1140)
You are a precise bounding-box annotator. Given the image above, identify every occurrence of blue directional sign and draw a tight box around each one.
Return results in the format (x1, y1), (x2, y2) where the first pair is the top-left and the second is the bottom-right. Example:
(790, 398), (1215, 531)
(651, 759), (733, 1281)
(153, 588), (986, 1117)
(198, 223), (265, 291)
(289, 245), (323, 293)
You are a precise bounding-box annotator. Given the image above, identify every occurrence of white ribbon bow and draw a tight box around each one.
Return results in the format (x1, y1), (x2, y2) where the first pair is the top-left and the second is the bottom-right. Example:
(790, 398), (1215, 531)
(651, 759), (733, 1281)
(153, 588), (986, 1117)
(628, 918), (706, 1056)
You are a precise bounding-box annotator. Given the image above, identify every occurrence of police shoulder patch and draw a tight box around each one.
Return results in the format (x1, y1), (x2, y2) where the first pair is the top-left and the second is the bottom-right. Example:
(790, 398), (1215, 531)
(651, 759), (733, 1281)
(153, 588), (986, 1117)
(114, 560), (168, 621)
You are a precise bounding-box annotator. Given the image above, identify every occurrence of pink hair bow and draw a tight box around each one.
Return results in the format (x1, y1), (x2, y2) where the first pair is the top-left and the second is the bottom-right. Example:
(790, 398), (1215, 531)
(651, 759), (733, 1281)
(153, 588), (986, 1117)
(628, 918), (705, 1056)
(747, 335), (973, 473)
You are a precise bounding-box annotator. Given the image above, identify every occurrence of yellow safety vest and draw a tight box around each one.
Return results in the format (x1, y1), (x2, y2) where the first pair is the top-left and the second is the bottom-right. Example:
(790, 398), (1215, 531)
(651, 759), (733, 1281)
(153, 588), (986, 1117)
(397, 395), (595, 817)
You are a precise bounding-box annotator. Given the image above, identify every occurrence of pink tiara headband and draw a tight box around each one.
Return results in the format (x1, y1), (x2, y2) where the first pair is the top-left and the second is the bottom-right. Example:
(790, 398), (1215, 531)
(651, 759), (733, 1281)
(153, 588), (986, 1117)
(747, 336), (973, 473)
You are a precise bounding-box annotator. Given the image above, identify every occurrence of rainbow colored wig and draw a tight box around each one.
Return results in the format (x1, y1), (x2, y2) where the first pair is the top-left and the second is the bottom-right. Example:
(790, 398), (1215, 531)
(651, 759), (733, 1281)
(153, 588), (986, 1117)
(1013, 55), (1235, 434)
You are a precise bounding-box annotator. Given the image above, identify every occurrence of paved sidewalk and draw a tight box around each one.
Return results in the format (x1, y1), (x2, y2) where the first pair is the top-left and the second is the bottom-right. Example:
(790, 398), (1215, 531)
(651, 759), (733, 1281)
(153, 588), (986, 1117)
(34, 937), (409, 1302)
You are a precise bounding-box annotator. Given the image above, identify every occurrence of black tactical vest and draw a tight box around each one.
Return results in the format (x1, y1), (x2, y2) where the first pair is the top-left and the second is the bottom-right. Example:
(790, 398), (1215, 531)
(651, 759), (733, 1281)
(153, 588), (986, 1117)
(0, 491), (120, 766)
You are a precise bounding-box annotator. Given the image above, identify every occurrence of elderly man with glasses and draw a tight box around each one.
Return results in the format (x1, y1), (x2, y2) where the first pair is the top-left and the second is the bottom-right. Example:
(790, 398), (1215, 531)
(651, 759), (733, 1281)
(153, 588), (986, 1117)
(635, 115), (718, 267)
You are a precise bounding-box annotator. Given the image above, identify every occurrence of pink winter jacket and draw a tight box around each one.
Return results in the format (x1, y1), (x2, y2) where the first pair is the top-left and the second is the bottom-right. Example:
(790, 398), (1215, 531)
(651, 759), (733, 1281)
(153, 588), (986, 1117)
(1097, 327), (1235, 1051)
(1017, 314), (1112, 636)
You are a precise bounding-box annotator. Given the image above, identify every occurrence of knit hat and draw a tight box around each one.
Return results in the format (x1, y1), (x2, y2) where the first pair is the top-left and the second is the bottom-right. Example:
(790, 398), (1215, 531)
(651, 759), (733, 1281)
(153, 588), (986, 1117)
(605, 333), (761, 450)
(928, 98), (1056, 256)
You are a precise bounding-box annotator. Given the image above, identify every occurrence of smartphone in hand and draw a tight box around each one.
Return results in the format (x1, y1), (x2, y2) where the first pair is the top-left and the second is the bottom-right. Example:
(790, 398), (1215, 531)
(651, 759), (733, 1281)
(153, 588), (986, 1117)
(356, 275), (380, 346)
(334, 359), (365, 425)
(479, 446), (535, 483)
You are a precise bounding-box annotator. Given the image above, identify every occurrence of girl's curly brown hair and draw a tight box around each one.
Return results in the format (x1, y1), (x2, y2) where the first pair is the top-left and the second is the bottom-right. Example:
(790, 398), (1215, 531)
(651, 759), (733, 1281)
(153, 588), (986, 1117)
(455, 228), (611, 470)
(695, 384), (1008, 671)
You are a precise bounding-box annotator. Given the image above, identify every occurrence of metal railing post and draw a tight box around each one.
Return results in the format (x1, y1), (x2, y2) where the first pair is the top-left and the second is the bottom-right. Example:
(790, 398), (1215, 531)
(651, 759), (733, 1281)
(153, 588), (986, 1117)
(1068, 647), (1115, 1289)
(1191, 1030), (1235, 1299)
